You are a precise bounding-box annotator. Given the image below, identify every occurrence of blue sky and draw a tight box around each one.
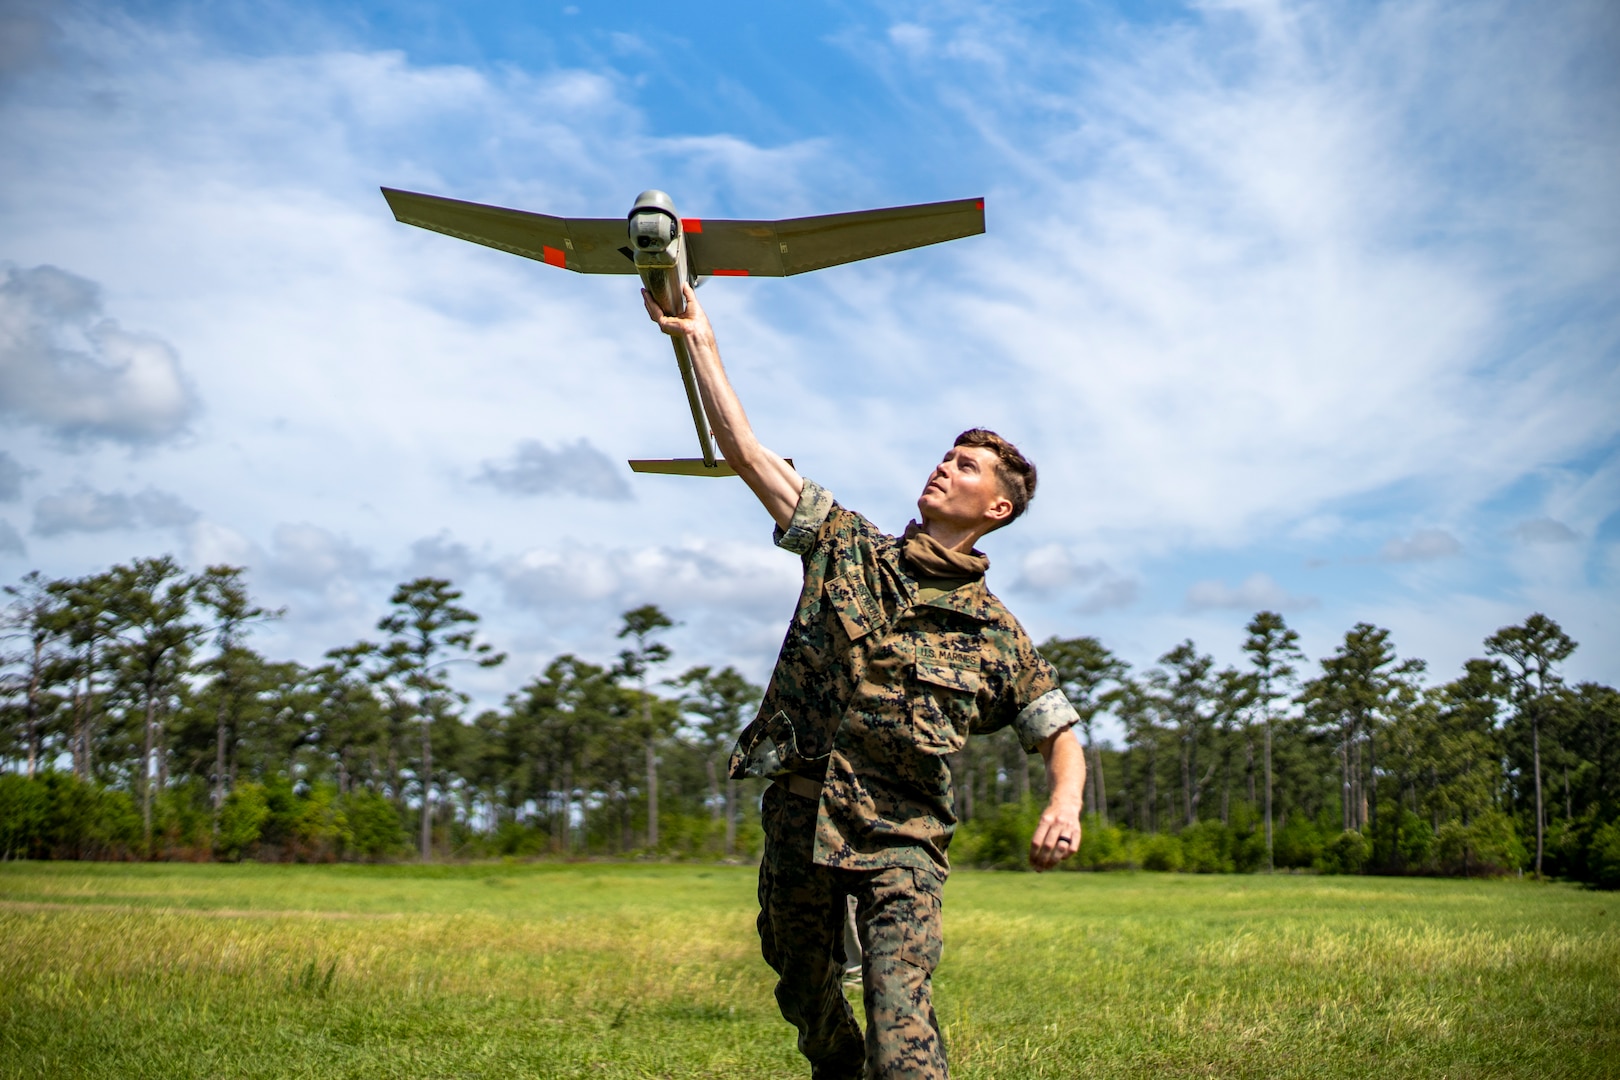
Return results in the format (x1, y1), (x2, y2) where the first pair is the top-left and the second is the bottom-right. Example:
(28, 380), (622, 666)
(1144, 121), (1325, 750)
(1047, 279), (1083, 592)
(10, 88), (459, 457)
(2, 0), (1616, 734)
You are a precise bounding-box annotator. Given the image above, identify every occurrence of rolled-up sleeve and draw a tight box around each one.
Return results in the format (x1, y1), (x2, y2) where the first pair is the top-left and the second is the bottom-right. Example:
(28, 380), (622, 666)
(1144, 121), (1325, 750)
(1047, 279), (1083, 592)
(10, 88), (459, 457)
(1013, 688), (1081, 753)
(772, 479), (836, 555)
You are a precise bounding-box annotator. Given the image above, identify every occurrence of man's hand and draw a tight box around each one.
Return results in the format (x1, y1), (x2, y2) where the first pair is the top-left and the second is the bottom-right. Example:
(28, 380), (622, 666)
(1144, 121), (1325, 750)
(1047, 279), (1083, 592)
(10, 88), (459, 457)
(638, 282), (803, 527)
(1029, 801), (1082, 872)
(1030, 728), (1086, 871)
(642, 285), (715, 347)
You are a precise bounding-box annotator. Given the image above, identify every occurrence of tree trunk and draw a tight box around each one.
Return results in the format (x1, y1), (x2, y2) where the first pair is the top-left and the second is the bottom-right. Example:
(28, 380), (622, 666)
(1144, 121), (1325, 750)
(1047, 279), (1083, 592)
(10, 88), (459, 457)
(1264, 718), (1275, 871)
(1532, 713), (1544, 876)
(1245, 731), (1256, 810)
(26, 638), (42, 780)
(1094, 743), (1108, 827)
(1341, 721), (1351, 831)
(644, 689), (658, 851)
(142, 691), (157, 851)
(561, 758), (574, 853)
(214, 692), (229, 813)
(1367, 719), (1378, 840)
(420, 716), (433, 862)
(725, 776), (737, 857)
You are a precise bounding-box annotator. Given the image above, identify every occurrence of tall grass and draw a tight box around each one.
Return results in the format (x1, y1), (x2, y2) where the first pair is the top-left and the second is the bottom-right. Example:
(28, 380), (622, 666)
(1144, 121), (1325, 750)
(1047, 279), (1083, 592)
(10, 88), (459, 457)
(2, 862), (1615, 1078)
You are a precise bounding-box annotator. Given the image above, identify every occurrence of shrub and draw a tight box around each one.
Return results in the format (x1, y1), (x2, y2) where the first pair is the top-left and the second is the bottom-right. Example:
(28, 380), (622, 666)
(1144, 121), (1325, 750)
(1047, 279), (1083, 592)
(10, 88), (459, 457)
(35, 773), (141, 859)
(1274, 815), (1327, 869)
(1588, 820), (1620, 891)
(1073, 817), (1128, 870)
(0, 774), (48, 859)
(216, 783), (269, 861)
(1180, 821), (1233, 873)
(1318, 830), (1370, 874)
(1435, 810), (1526, 876)
(340, 788), (407, 859)
(1139, 832), (1183, 872)
(153, 780), (214, 858)
(291, 784), (351, 861)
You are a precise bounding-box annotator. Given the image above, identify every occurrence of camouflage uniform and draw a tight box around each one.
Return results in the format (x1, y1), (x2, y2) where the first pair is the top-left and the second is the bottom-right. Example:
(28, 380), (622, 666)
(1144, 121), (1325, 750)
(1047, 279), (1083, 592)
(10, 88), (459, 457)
(731, 480), (1080, 1079)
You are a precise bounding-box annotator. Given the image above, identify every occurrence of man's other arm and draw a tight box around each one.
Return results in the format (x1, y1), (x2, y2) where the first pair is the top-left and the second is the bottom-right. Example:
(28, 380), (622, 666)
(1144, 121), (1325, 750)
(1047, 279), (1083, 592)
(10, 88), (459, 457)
(643, 284), (803, 529)
(1029, 730), (1085, 871)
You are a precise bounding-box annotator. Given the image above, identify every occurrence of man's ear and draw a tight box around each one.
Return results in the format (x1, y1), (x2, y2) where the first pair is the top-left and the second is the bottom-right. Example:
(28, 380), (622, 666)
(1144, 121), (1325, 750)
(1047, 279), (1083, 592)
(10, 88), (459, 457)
(983, 496), (1014, 525)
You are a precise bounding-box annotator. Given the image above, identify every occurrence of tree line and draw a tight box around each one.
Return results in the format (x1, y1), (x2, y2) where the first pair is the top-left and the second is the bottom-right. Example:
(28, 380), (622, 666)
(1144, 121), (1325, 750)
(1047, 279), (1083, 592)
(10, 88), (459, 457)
(1, 556), (1616, 887)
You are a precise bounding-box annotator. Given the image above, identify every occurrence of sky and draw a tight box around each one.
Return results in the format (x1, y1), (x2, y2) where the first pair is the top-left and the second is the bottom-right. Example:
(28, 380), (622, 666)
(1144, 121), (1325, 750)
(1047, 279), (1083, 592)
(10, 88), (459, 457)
(1, 0), (1616, 739)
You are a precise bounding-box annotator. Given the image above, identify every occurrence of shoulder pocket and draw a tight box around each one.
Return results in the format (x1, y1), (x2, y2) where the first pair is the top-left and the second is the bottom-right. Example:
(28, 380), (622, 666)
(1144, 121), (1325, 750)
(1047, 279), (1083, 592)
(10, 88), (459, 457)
(824, 573), (881, 642)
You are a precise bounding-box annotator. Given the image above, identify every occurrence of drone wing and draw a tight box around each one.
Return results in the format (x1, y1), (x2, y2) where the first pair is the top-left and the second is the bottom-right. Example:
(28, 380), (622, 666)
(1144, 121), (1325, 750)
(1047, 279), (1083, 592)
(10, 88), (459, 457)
(687, 197), (984, 277)
(381, 188), (637, 274)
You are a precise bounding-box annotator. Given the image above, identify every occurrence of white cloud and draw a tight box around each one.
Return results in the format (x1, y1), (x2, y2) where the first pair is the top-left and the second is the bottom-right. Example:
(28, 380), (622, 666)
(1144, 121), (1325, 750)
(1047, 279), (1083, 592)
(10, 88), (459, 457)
(0, 519), (23, 555)
(1185, 572), (1315, 612)
(0, 451), (25, 501)
(498, 539), (799, 618)
(1013, 543), (1108, 591)
(1380, 528), (1462, 562)
(476, 439), (631, 500)
(1078, 577), (1139, 615)
(264, 523), (376, 592)
(0, 265), (199, 446)
(404, 532), (481, 582)
(0, 0), (1614, 696)
(1510, 518), (1578, 544)
(31, 484), (197, 536)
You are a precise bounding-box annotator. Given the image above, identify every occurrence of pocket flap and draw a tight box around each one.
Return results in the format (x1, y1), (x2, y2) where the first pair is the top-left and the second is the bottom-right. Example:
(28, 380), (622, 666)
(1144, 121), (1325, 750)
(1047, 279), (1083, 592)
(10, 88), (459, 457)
(824, 573), (881, 642)
(914, 660), (982, 694)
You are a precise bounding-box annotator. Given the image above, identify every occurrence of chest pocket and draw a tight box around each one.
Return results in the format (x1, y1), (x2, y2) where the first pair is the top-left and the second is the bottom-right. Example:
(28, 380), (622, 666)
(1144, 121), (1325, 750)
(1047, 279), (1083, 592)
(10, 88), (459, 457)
(825, 572), (882, 643)
(911, 644), (982, 755)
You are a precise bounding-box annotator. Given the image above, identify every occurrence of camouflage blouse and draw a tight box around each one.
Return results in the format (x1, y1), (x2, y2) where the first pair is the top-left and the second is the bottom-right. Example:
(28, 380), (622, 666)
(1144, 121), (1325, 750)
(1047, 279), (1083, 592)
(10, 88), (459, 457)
(729, 479), (1080, 876)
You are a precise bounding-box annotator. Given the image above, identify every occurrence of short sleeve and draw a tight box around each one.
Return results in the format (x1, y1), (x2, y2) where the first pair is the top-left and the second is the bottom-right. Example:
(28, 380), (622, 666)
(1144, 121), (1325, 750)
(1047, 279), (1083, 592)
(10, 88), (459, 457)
(1013, 688), (1081, 752)
(997, 634), (1075, 752)
(772, 478), (836, 555)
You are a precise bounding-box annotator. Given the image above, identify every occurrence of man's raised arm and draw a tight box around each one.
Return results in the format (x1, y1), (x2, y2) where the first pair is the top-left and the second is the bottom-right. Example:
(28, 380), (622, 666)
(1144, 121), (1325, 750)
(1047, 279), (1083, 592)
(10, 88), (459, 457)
(643, 284), (804, 528)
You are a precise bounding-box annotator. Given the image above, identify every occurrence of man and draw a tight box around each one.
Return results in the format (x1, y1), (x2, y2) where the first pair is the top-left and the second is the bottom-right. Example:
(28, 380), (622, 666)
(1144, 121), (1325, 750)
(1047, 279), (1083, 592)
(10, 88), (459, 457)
(644, 284), (1084, 1080)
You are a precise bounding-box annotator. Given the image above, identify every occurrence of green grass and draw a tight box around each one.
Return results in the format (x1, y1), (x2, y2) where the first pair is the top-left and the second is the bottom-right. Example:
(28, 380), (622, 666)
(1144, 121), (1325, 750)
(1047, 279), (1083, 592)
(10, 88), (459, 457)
(2, 862), (1616, 1078)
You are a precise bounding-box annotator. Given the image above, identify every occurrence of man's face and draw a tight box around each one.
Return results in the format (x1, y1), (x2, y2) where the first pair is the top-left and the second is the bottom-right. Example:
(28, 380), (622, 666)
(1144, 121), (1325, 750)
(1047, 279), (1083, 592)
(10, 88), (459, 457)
(917, 445), (1013, 533)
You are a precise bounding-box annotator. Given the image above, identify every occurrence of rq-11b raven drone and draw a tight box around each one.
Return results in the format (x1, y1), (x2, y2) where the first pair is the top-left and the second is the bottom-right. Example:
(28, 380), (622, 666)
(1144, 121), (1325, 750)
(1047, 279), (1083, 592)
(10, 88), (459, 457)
(381, 187), (985, 477)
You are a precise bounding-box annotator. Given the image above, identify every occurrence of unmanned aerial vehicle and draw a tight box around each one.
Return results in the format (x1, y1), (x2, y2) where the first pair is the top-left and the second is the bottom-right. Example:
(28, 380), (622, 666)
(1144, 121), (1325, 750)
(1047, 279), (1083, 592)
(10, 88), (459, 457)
(381, 186), (985, 476)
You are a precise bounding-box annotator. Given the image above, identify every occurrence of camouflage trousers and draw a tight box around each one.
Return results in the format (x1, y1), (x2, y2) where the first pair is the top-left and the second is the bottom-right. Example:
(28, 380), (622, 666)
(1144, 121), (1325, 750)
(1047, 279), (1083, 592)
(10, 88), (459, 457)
(758, 781), (947, 1080)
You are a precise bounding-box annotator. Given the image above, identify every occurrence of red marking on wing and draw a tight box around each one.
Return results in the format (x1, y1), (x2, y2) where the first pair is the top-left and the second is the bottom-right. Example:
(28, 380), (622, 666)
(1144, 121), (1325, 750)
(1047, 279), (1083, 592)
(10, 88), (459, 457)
(976, 199), (984, 210)
(681, 218), (703, 233)
(542, 245), (566, 267)
(711, 269), (749, 276)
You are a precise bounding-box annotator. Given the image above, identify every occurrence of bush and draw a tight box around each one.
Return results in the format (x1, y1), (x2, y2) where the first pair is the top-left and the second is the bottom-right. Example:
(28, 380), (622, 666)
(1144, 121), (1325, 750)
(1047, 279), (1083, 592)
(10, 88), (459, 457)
(1372, 809), (1435, 873)
(1544, 811), (1620, 888)
(1588, 820), (1620, 891)
(30, 773), (141, 859)
(154, 780), (214, 858)
(340, 788), (408, 859)
(1318, 830), (1370, 874)
(1180, 821), (1233, 873)
(216, 783), (269, 861)
(1139, 832), (1183, 872)
(1434, 810), (1526, 876)
(1072, 817), (1128, 870)
(1274, 816), (1327, 870)
(0, 774), (48, 858)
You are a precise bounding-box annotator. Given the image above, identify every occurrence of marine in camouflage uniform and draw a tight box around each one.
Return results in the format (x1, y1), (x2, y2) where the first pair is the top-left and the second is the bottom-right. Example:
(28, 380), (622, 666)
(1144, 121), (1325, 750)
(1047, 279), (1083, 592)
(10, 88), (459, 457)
(640, 281), (1084, 1080)
(730, 481), (1081, 1079)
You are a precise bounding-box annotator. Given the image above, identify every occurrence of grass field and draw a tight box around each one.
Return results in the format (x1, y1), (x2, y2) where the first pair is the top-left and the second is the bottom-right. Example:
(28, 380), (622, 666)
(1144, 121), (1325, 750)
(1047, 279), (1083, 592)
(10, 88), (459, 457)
(1, 862), (1616, 1078)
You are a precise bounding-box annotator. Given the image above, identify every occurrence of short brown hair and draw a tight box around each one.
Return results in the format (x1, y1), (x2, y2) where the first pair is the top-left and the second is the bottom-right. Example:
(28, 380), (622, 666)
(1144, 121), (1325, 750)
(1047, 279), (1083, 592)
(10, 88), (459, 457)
(954, 428), (1036, 528)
